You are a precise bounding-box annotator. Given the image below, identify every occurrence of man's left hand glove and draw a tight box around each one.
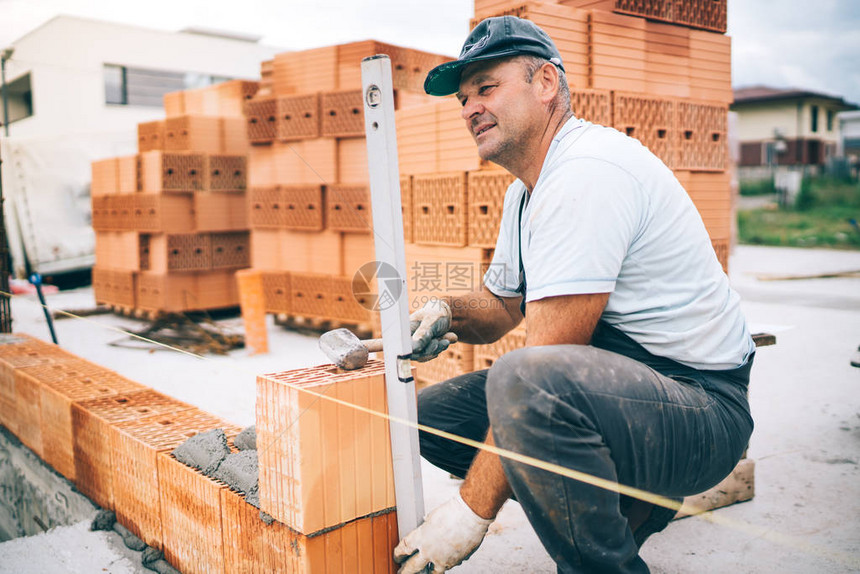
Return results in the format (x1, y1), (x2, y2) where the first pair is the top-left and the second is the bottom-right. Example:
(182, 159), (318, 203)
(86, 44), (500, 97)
(393, 493), (493, 573)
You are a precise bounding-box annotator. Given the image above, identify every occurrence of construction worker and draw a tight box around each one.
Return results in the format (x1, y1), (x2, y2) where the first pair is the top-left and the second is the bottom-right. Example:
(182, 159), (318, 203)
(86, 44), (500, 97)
(394, 16), (755, 574)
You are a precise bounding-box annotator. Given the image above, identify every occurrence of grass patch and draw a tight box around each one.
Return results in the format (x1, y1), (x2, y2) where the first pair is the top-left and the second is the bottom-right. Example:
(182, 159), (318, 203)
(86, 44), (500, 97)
(739, 179), (776, 196)
(738, 176), (860, 249)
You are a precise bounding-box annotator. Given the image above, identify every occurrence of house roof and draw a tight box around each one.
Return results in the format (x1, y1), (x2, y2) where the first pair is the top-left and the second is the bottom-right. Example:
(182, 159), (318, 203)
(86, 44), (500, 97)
(733, 85), (858, 110)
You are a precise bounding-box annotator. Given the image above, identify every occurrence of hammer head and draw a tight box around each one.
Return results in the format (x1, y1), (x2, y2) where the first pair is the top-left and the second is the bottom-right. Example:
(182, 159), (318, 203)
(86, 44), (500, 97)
(319, 328), (368, 370)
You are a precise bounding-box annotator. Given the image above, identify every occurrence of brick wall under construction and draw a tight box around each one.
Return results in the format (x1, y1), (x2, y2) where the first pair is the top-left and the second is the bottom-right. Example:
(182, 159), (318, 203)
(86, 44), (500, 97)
(91, 80), (258, 315)
(0, 333), (399, 573)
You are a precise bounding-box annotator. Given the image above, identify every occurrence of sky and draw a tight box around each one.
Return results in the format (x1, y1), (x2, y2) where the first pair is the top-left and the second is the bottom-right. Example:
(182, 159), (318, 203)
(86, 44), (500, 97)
(1, 0), (859, 106)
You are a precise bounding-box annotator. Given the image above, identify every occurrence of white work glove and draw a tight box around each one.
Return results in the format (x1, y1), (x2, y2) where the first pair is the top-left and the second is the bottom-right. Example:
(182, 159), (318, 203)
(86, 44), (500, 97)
(393, 493), (493, 573)
(409, 299), (454, 362)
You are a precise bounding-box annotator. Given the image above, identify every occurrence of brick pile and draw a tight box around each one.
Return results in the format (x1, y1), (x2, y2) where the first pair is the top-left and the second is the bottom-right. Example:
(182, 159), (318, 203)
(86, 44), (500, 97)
(397, 0), (732, 385)
(244, 41), (448, 333)
(91, 80), (258, 315)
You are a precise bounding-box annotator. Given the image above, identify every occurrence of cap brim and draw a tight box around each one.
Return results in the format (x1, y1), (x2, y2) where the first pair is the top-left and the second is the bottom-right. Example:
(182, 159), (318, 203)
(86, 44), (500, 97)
(424, 59), (471, 97)
(424, 49), (558, 96)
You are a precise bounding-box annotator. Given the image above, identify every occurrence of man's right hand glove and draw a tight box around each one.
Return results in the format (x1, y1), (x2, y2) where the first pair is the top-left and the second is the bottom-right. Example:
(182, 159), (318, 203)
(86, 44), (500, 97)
(393, 493), (493, 573)
(409, 299), (456, 362)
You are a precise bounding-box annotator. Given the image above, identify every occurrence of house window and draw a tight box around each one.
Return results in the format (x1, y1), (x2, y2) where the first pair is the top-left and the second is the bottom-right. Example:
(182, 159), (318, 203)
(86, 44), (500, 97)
(810, 105), (819, 133)
(827, 109), (834, 131)
(104, 64), (127, 105)
(104, 64), (232, 108)
(1, 71), (34, 125)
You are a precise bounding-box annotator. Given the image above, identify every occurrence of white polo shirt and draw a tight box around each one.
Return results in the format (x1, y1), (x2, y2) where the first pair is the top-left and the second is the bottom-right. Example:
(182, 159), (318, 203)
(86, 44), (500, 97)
(484, 117), (754, 370)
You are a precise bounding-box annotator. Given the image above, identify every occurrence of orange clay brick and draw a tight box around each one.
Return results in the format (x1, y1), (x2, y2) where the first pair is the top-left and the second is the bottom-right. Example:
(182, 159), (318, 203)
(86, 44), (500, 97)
(237, 268), (269, 355)
(146, 234), (213, 273)
(157, 453), (229, 574)
(282, 185), (325, 231)
(134, 193), (196, 234)
(414, 343), (476, 387)
(256, 361), (395, 534)
(401, 175), (413, 243)
(711, 237), (729, 275)
(467, 170), (516, 248)
(272, 46), (339, 95)
(91, 158), (118, 196)
(612, 92), (676, 168)
(194, 192), (249, 233)
(204, 154), (247, 192)
(280, 229), (343, 275)
(472, 326), (528, 372)
(138, 120), (166, 153)
(321, 90), (365, 138)
(135, 270), (239, 313)
(249, 187), (286, 230)
(412, 171), (468, 247)
(94, 231), (143, 272)
(214, 80), (260, 118)
(17, 361), (145, 480)
(262, 270), (291, 314)
(404, 244), (493, 312)
(72, 390), (194, 510)
(222, 117), (251, 154)
(109, 269), (137, 308)
(0, 335), (74, 440)
(117, 155), (139, 194)
(111, 409), (241, 548)
(139, 151), (206, 193)
(246, 97), (278, 145)
(675, 100), (728, 171)
(342, 232), (376, 279)
(250, 229), (284, 270)
(326, 184), (372, 233)
(273, 139), (337, 185)
(571, 88), (613, 125)
(330, 275), (374, 326)
(277, 93), (321, 142)
(290, 273), (333, 319)
(337, 137), (369, 184)
(211, 231), (251, 270)
(164, 115), (223, 154)
(221, 488), (398, 573)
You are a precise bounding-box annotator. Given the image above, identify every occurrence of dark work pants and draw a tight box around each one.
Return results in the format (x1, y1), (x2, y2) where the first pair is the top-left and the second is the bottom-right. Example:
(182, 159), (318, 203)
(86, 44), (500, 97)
(417, 322), (754, 574)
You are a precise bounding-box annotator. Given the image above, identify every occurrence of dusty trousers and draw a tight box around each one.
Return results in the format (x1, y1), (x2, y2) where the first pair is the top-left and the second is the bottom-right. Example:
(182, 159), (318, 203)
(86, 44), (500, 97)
(417, 322), (754, 574)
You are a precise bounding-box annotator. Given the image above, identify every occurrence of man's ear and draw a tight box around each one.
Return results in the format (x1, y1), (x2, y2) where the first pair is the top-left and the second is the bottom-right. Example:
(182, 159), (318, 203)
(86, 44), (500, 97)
(536, 62), (560, 105)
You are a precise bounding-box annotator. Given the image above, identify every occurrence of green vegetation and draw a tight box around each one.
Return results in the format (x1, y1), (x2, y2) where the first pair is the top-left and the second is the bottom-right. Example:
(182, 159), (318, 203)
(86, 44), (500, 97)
(737, 177), (860, 249)
(739, 178), (776, 196)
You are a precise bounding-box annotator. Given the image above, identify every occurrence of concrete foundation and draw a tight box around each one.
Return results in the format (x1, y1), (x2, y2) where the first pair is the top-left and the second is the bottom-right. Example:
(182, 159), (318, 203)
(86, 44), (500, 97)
(0, 425), (96, 542)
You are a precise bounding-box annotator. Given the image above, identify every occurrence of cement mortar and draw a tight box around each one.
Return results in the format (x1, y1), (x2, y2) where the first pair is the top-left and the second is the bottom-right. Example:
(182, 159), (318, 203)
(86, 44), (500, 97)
(211, 450), (258, 496)
(171, 428), (230, 475)
(0, 426), (96, 541)
(233, 426), (256, 451)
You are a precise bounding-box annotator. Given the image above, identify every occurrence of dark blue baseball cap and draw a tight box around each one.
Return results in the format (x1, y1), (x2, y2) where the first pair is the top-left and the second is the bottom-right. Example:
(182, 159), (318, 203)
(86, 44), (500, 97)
(424, 16), (564, 97)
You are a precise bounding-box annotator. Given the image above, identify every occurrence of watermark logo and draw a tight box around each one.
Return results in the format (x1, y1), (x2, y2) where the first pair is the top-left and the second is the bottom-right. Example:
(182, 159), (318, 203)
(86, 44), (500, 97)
(352, 261), (403, 311)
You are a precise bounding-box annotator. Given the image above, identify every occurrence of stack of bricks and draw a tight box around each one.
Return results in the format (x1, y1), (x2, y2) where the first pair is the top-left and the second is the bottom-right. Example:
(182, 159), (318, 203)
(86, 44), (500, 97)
(91, 79), (258, 315)
(396, 0), (732, 385)
(0, 332), (397, 572)
(244, 41), (449, 334)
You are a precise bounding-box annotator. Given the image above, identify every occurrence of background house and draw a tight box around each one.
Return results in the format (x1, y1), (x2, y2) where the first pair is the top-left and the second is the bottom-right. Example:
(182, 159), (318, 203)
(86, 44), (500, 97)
(0, 15), (279, 277)
(730, 86), (858, 183)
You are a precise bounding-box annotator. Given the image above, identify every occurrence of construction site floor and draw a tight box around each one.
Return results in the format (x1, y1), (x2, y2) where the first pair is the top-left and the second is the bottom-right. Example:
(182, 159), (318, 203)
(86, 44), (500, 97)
(1, 244), (859, 573)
